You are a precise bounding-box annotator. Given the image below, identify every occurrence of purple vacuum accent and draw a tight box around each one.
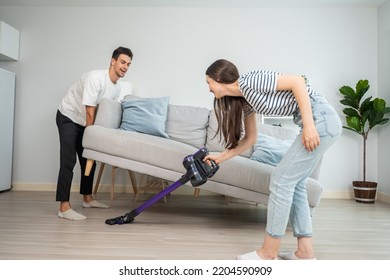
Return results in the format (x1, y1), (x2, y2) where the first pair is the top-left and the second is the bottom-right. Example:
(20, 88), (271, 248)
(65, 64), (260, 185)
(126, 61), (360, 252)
(105, 147), (219, 225)
(133, 179), (184, 215)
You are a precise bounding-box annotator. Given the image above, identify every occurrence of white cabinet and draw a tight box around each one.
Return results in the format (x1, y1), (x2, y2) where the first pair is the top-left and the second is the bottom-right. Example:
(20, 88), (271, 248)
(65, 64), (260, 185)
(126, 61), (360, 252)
(0, 68), (15, 191)
(260, 115), (299, 133)
(0, 21), (20, 61)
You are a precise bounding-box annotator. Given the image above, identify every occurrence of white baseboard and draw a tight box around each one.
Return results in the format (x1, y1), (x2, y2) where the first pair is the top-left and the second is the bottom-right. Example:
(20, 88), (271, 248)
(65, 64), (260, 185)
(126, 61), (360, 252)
(320, 191), (354, 199)
(377, 192), (390, 203)
(10, 182), (208, 196)
(10, 183), (390, 203)
(11, 183), (57, 192)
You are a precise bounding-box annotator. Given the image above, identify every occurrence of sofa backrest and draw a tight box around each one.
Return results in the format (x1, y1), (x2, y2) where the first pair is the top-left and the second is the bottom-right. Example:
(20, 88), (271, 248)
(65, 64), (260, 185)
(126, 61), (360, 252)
(165, 104), (210, 148)
(94, 98), (122, 129)
(95, 98), (210, 149)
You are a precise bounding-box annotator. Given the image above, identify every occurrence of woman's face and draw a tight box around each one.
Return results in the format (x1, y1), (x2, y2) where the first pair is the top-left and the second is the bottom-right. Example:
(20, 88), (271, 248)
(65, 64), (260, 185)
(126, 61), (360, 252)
(206, 75), (226, 99)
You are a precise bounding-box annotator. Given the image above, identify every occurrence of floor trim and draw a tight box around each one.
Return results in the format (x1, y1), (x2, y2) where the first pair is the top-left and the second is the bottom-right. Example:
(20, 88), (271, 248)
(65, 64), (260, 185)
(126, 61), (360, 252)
(9, 183), (390, 203)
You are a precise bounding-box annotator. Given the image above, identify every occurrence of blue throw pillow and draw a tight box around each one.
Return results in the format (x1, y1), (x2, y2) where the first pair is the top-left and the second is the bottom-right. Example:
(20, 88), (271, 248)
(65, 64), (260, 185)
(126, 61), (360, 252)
(250, 133), (293, 166)
(120, 96), (170, 138)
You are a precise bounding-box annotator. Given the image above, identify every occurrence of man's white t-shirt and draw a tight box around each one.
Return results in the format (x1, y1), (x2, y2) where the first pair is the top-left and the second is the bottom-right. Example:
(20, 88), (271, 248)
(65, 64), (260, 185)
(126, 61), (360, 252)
(58, 69), (120, 126)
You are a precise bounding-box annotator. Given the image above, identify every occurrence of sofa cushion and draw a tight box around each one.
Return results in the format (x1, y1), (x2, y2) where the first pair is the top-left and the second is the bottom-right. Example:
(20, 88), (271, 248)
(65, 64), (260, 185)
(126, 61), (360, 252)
(210, 155), (274, 193)
(250, 133), (293, 166)
(120, 96), (170, 138)
(166, 104), (210, 148)
(83, 125), (198, 175)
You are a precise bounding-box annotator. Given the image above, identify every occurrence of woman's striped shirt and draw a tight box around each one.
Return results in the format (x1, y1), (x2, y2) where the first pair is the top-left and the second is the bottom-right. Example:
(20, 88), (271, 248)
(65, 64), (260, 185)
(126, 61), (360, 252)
(238, 70), (318, 116)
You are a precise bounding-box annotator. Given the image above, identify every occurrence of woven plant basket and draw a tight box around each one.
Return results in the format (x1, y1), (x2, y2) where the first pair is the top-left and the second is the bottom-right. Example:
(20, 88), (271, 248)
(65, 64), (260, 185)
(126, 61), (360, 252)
(352, 181), (377, 204)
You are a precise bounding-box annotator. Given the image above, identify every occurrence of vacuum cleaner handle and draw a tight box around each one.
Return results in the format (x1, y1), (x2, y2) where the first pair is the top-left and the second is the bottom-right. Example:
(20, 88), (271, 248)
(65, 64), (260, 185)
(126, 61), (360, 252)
(182, 147), (219, 187)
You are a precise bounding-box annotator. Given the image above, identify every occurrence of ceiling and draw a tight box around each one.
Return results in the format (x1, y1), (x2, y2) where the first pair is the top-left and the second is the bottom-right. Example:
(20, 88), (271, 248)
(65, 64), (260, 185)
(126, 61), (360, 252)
(0, 0), (388, 7)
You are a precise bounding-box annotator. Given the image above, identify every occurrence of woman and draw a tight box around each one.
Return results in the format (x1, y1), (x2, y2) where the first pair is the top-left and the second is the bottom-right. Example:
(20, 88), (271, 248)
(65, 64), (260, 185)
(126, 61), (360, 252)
(204, 59), (341, 260)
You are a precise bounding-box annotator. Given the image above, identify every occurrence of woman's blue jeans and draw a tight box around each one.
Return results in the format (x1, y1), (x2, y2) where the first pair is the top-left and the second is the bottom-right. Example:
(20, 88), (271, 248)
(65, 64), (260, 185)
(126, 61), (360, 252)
(266, 94), (342, 238)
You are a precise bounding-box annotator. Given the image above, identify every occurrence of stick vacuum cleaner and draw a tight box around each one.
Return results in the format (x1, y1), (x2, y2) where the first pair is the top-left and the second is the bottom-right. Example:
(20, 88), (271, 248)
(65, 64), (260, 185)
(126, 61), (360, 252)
(105, 147), (219, 225)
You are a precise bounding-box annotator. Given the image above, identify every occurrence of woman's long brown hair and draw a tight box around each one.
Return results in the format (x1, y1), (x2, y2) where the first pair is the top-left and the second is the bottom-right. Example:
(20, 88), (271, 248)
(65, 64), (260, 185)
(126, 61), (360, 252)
(206, 59), (245, 149)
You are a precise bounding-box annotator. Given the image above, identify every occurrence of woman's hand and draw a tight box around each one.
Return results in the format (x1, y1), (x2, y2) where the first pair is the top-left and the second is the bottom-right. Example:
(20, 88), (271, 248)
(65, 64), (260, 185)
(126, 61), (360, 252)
(277, 74), (320, 152)
(302, 124), (320, 152)
(204, 152), (227, 166)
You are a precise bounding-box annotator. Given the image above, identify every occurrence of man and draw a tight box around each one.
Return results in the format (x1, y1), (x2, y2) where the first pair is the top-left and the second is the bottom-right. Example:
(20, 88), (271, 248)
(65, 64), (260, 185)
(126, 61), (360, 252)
(56, 46), (133, 220)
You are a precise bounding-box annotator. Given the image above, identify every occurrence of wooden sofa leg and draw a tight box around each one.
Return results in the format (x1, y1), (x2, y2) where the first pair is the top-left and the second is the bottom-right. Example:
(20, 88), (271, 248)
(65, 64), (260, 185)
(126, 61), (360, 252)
(111, 166), (118, 200)
(93, 163), (105, 194)
(194, 188), (200, 198)
(127, 170), (138, 195)
(85, 159), (95, 176)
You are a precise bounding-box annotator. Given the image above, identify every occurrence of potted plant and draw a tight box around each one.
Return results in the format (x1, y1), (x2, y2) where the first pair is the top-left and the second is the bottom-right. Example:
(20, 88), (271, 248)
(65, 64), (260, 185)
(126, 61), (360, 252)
(339, 79), (390, 203)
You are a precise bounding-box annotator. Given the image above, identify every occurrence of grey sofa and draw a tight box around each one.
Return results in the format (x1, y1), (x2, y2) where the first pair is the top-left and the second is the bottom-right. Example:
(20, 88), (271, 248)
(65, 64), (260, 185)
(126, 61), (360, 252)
(82, 98), (323, 212)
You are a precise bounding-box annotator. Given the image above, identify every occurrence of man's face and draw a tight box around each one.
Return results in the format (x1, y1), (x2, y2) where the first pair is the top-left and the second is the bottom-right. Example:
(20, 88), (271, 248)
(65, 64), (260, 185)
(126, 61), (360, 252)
(112, 54), (132, 78)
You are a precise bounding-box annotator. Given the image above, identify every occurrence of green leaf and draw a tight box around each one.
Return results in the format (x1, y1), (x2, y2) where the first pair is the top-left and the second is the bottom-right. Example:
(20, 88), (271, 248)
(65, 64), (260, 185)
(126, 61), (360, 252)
(343, 126), (365, 137)
(342, 108), (359, 118)
(340, 99), (358, 109)
(356, 79), (370, 100)
(339, 85), (355, 97)
(367, 99), (390, 129)
(372, 98), (386, 112)
(360, 96), (373, 114)
(370, 118), (389, 129)
(346, 116), (362, 133)
(339, 84), (362, 109)
(368, 111), (382, 128)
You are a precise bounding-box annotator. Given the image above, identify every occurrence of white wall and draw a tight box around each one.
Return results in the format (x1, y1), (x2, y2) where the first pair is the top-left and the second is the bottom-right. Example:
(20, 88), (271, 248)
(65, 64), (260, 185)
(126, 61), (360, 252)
(0, 5), (380, 198)
(378, 1), (390, 197)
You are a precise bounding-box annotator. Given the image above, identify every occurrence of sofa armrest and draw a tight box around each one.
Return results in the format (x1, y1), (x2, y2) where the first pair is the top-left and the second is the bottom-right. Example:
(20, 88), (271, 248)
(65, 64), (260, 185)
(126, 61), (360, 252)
(94, 98), (122, 129)
(309, 157), (322, 180)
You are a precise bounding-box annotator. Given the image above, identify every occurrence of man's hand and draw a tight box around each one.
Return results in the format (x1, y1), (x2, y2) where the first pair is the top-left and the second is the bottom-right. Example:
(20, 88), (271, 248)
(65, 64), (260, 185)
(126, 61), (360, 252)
(85, 106), (97, 127)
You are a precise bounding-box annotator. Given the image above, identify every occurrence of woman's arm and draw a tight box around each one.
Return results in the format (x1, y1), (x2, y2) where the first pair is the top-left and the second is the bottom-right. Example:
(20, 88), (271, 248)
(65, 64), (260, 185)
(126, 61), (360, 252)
(276, 74), (319, 152)
(205, 112), (257, 165)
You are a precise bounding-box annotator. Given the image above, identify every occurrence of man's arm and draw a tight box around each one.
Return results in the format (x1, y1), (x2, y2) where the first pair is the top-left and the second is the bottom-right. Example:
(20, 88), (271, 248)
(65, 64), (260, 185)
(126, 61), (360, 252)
(85, 105), (97, 127)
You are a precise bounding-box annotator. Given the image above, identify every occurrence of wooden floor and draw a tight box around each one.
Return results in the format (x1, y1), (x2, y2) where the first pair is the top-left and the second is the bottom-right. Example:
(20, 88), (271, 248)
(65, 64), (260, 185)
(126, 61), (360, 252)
(0, 190), (389, 260)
